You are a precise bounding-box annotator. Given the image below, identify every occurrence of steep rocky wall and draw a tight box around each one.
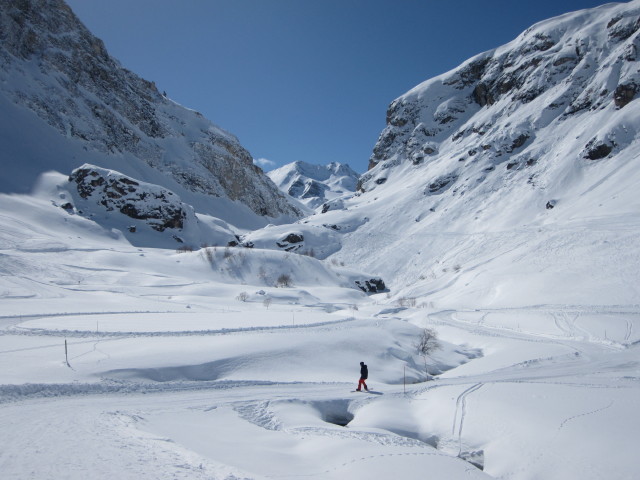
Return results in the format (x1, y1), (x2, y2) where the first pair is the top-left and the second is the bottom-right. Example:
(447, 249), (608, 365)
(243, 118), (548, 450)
(365, 2), (640, 178)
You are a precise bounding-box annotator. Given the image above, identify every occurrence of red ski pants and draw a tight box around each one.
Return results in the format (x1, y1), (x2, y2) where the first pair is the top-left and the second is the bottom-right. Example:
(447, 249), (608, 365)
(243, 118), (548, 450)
(357, 378), (368, 390)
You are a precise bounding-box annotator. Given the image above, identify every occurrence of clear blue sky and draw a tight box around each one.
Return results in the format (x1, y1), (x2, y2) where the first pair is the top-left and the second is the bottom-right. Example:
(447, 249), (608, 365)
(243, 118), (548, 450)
(65, 0), (611, 173)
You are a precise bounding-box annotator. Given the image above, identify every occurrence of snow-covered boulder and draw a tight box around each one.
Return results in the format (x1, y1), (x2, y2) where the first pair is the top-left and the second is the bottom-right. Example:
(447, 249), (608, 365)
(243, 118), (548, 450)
(241, 223), (342, 259)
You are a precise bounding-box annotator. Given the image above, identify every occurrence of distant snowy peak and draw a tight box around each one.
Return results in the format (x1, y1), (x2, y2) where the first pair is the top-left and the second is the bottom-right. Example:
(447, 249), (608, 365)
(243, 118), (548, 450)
(268, 161), (360, 210)
(0, 0), (300, 221)
(365, 0), (640, 178)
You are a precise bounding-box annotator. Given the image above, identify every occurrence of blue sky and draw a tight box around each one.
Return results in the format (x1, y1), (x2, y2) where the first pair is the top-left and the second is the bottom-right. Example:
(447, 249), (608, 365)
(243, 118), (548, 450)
(66, 0), (611, 173)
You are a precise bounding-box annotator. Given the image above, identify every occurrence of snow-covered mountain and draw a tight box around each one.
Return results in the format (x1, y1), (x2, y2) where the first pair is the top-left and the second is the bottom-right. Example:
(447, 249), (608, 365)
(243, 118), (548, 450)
(0, 0), (300, 229)
(311, 0), (640, 309)
(268, 161), (360, 211)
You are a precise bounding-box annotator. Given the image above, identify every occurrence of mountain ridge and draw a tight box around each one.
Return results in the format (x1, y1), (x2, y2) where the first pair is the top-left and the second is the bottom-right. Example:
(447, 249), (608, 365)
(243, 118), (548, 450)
(0, 0), (300, 227)
(267, 160), (360, 211)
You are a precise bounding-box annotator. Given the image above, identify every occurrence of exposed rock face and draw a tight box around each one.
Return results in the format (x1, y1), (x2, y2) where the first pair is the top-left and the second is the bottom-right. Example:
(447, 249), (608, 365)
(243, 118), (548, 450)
(354, 278), (386, 294)
(69, 165), (187, 232)
(0, 0), (300, 220)
(363, 1), (640, 195)
(614, 82), (638, 108)
(276, 233), (305, 252)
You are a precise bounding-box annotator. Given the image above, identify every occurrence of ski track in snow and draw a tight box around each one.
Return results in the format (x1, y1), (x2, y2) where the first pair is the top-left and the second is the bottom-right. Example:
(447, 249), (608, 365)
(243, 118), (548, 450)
(1, 315), (358, 340)
(452, 383), (484, 455)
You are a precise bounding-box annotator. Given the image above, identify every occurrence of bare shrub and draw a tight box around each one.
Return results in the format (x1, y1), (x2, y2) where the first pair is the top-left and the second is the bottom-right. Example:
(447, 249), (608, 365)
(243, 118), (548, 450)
(258, 266), (268, 281)
(276, 273), (293, 288)
(223, 247), (233, 259)
(263, 297), (272, 309)
(415, 328), (441, 378)
(397, 297), (417, 307)
(236, 291), (249, 302)
(176, 245), (193, 253)
(200, 247), (215, 266)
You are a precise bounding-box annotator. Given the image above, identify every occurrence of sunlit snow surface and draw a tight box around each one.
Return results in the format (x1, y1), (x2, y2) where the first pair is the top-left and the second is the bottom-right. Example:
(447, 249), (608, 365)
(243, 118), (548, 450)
(1, 175), (639, 480)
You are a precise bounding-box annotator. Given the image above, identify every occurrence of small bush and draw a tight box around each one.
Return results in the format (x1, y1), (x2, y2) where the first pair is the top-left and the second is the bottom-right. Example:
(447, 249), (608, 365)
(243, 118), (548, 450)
(200, 247), (215, 266)
(397, 297), (417, 307)
(258, 266), (268, 281)
(415, 328), (441, 377)
(236, 291), (249, 302)
(176, 245), (194, 253)
(276, 273), (293, 288)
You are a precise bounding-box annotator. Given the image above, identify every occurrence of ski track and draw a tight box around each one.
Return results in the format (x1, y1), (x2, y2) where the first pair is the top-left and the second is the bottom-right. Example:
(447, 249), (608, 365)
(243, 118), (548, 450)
(0, 379), (315, 405)
(428, 308), (629, 350)
(0, 316), (358, 340)
(451, 383), (483, 455)
(624, 318), (632, 343)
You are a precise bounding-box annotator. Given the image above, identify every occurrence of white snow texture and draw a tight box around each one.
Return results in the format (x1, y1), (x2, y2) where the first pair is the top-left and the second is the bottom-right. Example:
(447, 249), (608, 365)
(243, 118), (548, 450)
(1, 1), (640, 480)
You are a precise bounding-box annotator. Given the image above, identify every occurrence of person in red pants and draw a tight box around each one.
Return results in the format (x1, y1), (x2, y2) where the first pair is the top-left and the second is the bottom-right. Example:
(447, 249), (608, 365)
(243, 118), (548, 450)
(356, 361), (368, 391)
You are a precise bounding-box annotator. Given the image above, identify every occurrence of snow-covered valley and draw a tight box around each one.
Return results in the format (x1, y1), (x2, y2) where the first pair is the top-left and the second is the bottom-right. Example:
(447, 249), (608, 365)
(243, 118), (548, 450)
(1, 180), (639, 479)
(2, 0), (640, 478)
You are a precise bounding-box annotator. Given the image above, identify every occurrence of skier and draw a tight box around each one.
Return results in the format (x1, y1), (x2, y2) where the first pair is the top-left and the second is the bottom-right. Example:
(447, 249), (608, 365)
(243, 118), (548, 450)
(356, 361), (368, 391)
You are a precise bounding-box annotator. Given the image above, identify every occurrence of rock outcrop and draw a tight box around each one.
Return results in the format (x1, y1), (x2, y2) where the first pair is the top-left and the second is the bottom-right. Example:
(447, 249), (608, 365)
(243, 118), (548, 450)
(68, 165), (188, 232)
(354, 277), (386, 294)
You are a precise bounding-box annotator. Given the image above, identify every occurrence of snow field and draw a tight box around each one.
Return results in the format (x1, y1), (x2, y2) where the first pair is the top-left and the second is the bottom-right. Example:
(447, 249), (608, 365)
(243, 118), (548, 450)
(2, 187), (640, 478)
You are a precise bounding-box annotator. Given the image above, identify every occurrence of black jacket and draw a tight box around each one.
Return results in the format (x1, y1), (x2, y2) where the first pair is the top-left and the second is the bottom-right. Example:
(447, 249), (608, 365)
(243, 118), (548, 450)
(360, 364), (368, 379)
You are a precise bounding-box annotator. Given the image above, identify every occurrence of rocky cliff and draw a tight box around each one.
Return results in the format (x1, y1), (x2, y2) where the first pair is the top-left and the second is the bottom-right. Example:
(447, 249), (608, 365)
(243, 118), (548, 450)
(363, 1), (639, 186)
(0, 0), (300, 223)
